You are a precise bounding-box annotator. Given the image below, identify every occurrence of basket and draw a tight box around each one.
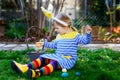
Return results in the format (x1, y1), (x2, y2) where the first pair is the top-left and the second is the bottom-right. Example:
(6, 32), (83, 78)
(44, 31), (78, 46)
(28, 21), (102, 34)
(25, 26), (45, 61)
(28, 51), (45, 61)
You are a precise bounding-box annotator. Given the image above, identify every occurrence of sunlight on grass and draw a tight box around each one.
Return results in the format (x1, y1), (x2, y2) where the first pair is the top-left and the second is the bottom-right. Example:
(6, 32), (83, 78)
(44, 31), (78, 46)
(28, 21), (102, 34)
(0, 48), (120, 80)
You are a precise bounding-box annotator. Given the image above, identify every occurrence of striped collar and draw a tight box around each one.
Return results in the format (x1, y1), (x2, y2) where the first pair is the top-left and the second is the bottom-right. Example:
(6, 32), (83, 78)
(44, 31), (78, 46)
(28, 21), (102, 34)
(55, 31), (78, 40)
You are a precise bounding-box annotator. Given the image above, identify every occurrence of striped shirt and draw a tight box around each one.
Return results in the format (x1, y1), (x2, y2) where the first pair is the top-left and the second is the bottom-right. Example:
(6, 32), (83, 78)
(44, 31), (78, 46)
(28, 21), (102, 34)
(40, 31), (92, 69)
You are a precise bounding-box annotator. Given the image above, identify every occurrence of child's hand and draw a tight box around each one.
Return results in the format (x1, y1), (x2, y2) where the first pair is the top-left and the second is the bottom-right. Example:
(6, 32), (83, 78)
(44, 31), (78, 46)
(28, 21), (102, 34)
(85, 25), (92, 34)
(35, 42), (43, 48)
(35, 39), (44, 48)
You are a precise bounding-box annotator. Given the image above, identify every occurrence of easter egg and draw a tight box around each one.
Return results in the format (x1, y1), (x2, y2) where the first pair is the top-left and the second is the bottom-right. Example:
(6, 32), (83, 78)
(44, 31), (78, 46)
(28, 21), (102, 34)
(61, 72), (68, 78)
(75, 72), (81, 76)
(62, 68), (67, 72)
(35, 42), (42, 48)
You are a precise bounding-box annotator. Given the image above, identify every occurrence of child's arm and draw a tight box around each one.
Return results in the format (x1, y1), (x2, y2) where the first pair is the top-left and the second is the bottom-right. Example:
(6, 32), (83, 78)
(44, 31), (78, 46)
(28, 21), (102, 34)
(77, 25), (92, 45)
(43, 40), (57, 49)
(77, 33), (92, 45)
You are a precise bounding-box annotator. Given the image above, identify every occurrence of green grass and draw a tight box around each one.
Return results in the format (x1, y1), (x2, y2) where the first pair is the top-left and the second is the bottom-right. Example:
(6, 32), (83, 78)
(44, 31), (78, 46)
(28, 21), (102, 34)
(0, 48), (120, 80)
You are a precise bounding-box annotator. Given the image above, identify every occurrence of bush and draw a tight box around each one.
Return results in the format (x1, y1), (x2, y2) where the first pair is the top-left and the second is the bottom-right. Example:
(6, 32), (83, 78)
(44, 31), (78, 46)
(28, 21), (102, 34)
(6, 19), (27, 39)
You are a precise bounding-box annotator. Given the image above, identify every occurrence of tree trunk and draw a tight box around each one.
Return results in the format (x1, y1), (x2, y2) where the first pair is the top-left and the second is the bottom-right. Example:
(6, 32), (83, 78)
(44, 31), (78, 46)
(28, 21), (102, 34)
(60, 0), (65, 11)
(19, 0), (25, 17)
(41, 0), (50, 29)
(37, 0), (41, 28)
(29, 0), (34, 27)
(113, 0), (116, 23)
(106, 0), (113, 31)
(0, 0), (1, 17)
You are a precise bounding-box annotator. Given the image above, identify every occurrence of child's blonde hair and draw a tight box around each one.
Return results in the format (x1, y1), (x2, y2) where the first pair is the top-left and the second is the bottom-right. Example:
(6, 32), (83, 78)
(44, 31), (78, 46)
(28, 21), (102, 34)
(54, 13), (78, 31)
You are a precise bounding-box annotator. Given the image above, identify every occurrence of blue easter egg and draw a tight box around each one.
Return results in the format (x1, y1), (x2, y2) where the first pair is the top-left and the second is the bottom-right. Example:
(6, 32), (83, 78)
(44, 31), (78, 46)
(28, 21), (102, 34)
(61, 72), (68, 78)
(75, 72), (81, 76)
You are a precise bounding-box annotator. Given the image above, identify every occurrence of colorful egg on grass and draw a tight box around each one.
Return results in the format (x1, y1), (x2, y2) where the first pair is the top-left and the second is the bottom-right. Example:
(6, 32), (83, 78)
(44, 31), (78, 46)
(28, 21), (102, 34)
(62, 68), (67, 72)
(61, 72), (68, 78)
(75, 72), (81, 76)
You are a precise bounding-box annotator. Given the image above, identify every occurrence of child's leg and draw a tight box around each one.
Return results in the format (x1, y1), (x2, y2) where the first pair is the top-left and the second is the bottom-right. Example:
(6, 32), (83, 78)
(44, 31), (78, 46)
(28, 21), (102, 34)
(27, 57), (52, 69)
(11, 57), (52, 73)
(27, 60), (62, 78)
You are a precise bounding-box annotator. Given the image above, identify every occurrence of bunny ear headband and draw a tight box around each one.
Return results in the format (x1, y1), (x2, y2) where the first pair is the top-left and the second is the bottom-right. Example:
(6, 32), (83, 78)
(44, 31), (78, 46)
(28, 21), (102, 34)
(41, 7), (68, 26)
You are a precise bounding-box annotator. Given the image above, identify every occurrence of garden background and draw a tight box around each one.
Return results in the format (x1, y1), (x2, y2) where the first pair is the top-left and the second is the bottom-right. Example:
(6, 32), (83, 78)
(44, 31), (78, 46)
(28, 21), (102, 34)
(0, 0), (120, 80)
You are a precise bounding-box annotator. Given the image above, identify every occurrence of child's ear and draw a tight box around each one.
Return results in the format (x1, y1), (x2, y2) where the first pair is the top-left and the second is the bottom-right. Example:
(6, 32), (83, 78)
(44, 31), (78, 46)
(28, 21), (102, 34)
(66, 20), (71, 27)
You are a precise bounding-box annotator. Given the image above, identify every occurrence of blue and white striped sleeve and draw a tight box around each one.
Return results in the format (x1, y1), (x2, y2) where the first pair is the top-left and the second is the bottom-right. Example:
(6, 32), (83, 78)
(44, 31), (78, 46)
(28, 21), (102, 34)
(76, 33), (92, 45)
(43, 40), (57, 49)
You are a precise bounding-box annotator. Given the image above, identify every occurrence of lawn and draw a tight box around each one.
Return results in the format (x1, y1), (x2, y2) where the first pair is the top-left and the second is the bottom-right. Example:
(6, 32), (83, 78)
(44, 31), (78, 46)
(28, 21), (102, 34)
(0, 48), (120, 80)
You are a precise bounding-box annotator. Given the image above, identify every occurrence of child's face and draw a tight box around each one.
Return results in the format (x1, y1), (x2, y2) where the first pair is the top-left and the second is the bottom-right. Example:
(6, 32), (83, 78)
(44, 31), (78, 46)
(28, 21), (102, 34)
(54, 22), (67, 35)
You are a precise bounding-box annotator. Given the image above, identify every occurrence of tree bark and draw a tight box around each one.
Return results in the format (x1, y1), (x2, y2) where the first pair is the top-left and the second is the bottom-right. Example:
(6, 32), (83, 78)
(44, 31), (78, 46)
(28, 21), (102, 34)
(113, 0), (116, 23)
(106, 0), (113, 30)
(29, 0), (34, 27)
